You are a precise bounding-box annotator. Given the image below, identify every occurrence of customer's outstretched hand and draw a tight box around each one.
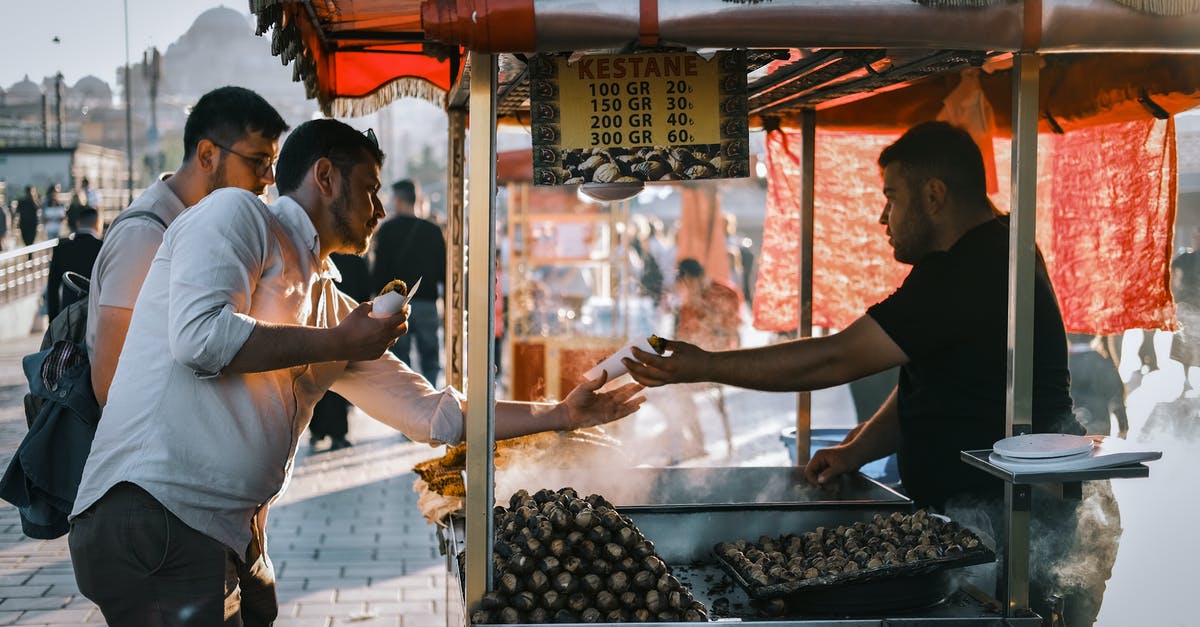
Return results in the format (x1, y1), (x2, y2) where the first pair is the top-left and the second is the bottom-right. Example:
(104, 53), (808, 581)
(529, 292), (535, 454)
(560, 371), (646, 429)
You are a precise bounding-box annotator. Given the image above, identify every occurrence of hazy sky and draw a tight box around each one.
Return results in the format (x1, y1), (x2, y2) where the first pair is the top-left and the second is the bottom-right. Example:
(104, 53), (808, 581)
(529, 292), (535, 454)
(0, 0), (247, 89)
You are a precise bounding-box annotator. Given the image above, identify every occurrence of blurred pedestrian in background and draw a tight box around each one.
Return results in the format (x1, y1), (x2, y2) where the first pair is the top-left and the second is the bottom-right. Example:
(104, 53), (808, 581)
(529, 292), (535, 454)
(1066, 333), (1129, 438)
(16, 186), (39, 246)
(66, 190), (90, 233)
(0, 197), (8, 251)
(371, 179), (446, 384)
(1170, 227), (1200, 396)
(42, 184), (66, 240)
(80, 177), (100, 208)
(668, 257), (740, 459)
(46, 207), (102, 319)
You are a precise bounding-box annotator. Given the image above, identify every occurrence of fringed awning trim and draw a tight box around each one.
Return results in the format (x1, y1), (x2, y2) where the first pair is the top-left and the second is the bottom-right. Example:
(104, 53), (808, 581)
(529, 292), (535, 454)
(1110, 0), (1200, 15)
(912, 0), (1016, 6)
(251, 0), (284, 36)
(324, 76), (447, 117)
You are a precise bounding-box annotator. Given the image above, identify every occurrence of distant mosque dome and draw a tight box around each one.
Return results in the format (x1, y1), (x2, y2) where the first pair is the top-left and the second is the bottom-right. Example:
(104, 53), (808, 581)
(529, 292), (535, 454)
(7, 75), (42, 104)
(72, 75), (113, 108)
(186, 6), (251, 40)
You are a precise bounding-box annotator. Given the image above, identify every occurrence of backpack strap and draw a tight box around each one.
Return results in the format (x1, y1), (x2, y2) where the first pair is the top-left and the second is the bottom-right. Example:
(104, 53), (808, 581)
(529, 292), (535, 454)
(109, 209), (168, 231)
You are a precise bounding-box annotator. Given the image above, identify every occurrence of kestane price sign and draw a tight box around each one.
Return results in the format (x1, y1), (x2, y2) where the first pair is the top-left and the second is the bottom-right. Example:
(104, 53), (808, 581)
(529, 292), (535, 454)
(530, 51), (749, 187)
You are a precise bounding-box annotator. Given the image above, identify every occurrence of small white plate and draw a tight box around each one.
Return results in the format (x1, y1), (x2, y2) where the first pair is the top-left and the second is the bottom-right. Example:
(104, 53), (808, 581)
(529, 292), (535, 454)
(993, 433), (1094, 459)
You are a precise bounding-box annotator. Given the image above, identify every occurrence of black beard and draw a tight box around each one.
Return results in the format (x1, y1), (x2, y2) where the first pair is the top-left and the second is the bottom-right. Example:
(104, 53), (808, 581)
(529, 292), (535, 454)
(329, 180), (369, 255)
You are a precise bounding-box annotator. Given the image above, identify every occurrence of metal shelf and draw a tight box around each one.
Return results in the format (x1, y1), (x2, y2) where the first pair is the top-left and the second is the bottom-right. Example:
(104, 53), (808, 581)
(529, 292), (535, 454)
(960, 450), (1150, 484)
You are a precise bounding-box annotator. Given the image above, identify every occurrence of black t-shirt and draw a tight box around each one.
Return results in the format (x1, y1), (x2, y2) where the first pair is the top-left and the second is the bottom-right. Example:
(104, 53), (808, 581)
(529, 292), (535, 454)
(370, 215), (447, 302)
(866, 218), (1080, 510)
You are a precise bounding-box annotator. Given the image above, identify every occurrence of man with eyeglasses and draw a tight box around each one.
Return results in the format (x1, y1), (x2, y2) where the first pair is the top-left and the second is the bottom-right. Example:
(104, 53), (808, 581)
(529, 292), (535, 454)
(87, 86), (288, 407)
(75, 87), (286, 627)
(69, 118), (645, 626)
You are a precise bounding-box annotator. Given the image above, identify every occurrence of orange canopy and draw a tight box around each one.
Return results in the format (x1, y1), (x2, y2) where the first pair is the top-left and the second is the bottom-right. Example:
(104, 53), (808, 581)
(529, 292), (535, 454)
(252, 0), (460, 115)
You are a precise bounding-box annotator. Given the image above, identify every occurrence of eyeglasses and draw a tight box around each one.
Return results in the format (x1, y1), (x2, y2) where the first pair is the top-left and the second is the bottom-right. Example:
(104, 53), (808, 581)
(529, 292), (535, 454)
(363, 128), (378, 148)
(209, 140), (277, 177)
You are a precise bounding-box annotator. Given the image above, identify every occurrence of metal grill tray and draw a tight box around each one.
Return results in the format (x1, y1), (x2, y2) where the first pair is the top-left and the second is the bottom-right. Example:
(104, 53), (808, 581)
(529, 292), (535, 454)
(713, 538), (995, 601)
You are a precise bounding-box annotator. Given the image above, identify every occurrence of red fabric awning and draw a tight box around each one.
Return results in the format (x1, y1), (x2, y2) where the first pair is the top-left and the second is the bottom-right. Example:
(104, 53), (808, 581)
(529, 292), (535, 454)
(253, 0), (460, 115)
(754, 119), (1177, 335)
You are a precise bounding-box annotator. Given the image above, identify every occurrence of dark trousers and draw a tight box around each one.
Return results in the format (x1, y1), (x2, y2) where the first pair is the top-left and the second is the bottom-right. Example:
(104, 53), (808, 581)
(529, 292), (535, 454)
(390, 299), (440, 383)
(69, 483), (278, 626)
(309, 391), (349, 439)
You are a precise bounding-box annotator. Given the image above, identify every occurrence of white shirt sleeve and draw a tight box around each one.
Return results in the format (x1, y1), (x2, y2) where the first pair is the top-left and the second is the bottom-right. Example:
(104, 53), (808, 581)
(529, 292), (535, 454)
(163, 189), (262, 377)
(332, 352), (466, 446)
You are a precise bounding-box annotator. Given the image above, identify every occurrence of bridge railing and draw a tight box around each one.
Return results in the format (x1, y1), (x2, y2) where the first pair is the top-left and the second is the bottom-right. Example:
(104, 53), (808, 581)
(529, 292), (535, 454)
(0, 240), (58, 306)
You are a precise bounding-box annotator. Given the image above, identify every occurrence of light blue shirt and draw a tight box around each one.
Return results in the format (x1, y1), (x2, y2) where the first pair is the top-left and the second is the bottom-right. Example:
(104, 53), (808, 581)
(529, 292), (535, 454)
(73, 188), (463, 557)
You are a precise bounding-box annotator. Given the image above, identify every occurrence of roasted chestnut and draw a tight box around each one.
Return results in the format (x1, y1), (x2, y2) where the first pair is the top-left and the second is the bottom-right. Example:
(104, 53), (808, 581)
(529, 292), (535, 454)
(512, 590), (536, 612)
(498, 606), (522, 624)
(567, 592), (590, 613)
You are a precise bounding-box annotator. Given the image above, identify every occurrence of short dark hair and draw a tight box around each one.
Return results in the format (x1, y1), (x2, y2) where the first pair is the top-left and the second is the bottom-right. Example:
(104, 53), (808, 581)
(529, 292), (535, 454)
(391, 179), (416, 204)
(677, 257), (705, 279)
(275, 119), (385, 195)
(878, 121), (988, 209)
(182, 86), (288, 162)
(78, 207), (99, 227)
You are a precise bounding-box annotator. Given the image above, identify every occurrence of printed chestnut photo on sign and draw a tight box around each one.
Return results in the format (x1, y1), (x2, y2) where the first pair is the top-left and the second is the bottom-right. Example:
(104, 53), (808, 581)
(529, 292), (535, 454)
(530, 51), (750, 187)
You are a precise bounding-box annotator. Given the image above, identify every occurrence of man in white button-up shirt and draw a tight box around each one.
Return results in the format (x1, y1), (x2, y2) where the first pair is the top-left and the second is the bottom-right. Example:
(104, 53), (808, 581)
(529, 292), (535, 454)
(69, 119), (646, 626)
(80, 86), (289, 626)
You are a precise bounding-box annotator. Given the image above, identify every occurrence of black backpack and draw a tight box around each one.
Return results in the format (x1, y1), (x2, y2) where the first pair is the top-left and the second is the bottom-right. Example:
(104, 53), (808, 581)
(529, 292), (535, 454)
(0, 210), (165, 538)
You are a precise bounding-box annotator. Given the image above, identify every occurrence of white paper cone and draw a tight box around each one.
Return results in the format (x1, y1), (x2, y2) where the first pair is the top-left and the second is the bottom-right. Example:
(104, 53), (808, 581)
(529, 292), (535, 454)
(584, 337), (656, 381)
(371, 290), (405, 318)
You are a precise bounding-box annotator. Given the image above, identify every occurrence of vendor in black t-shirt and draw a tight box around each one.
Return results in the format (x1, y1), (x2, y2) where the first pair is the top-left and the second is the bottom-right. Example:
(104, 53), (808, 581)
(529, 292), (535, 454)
(624, 122), (1112, 624)
(626, 122), (1083, 508)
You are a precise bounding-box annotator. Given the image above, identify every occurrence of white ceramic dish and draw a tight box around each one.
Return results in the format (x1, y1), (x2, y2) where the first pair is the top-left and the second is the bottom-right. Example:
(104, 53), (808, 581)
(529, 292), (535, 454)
(992, 433), (1095, 459)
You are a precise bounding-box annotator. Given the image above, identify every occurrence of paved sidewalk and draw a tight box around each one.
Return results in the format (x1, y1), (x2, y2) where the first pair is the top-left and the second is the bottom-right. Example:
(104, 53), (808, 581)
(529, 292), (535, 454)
(0, 331), (456, 627)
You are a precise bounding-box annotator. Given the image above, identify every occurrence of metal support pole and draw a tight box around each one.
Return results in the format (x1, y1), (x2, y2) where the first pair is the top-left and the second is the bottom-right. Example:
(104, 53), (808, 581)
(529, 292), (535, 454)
(1006, 53), (1039, 439)
(463, 52), (498, 615)
(1002, 50), (1041, 616)
(54, 73), (64, 148)
(446, 107), (468, 390)
(122, 0), (134, 205)
(794, 108), (816, 466)
(1001, 482), (1032, 614)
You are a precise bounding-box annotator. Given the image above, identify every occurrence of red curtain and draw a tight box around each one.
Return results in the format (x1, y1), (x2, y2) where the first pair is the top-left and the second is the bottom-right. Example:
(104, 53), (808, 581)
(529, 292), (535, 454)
(676, 184), (733, 289)
(755, 119), (1177, 335)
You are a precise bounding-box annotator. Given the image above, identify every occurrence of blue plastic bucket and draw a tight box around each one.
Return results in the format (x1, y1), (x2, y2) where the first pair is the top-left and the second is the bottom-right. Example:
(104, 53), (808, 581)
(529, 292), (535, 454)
(779, 427), (900, 484)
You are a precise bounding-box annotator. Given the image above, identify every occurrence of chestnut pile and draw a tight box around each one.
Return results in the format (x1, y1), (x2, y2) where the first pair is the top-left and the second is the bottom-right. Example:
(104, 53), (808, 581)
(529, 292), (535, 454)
(539, 145), (725, 185)
(716, 510), (987, 592)
(471, 488), (709, 624)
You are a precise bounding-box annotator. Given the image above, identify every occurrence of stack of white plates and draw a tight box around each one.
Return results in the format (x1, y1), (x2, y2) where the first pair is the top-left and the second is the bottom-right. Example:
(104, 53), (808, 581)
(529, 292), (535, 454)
(988, 433), (1160, 472)
(992, 433), (1095, 463)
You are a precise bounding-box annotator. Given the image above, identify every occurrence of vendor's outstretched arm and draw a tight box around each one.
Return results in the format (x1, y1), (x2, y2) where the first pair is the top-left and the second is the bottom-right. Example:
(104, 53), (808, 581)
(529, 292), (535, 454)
(625, 314), (907, 392)
(804, 386), (901, 486)
(489, 373), (646, 440)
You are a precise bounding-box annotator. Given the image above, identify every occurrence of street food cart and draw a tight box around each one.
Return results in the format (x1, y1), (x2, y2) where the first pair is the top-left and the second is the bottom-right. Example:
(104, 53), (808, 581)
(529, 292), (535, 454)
(250, 0), (1200, 623)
